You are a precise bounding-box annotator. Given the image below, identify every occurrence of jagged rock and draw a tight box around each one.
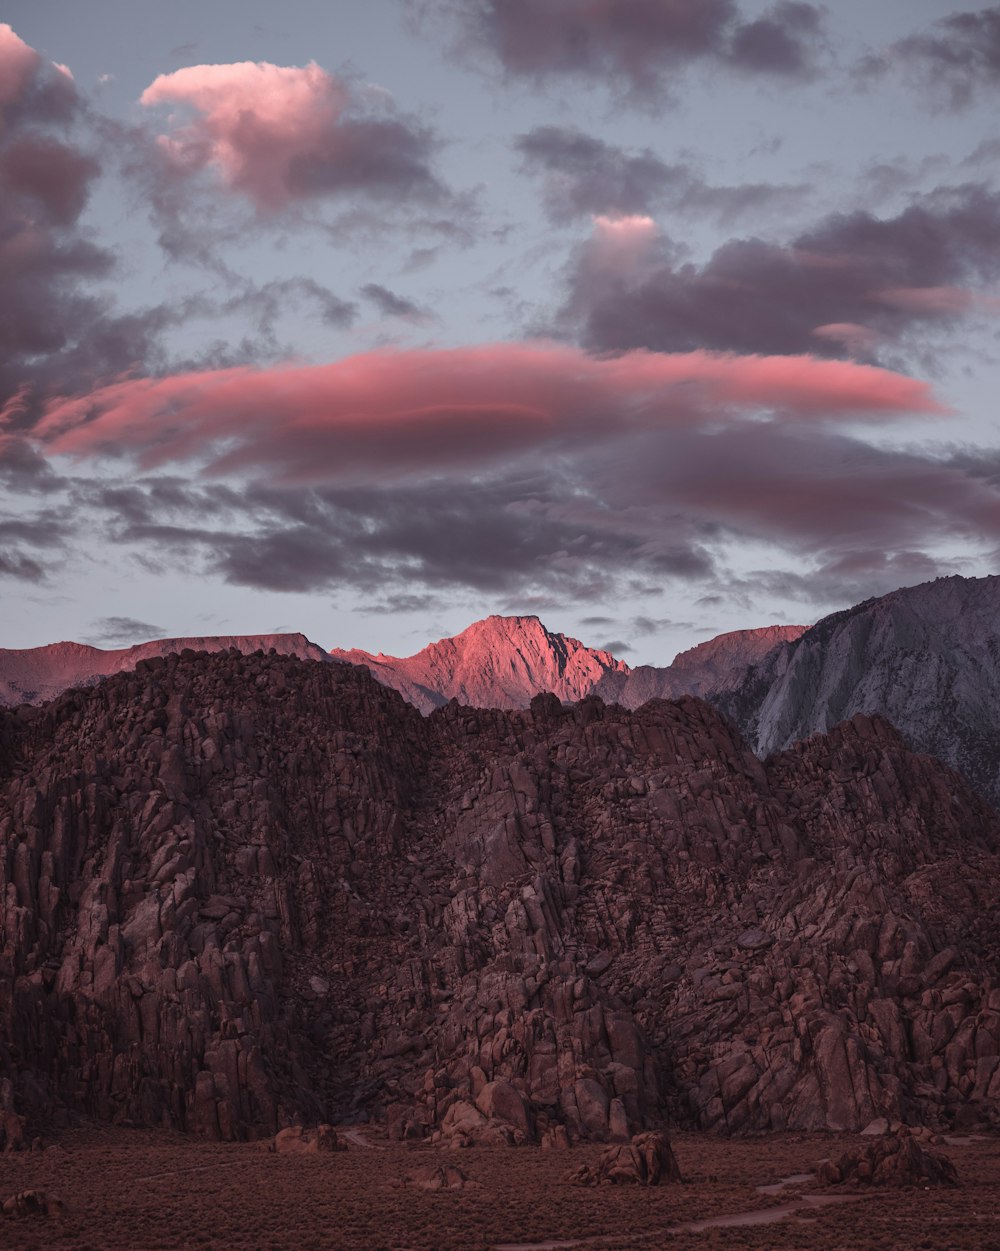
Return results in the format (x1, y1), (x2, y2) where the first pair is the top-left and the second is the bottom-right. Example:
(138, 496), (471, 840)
(272, 1124), (346, 1153)
(817, 1129), (959, 1187)
(0, 649), (998, 1146)
(569, 1132), (682, 1186)
(1, 1189), (65, 1218)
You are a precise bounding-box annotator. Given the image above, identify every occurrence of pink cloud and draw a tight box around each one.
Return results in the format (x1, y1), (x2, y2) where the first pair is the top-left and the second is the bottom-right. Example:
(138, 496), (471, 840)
(872, 286), (976, 314)
(812, 322), (881, 352)
(36, 344), (945, 484)
(140, 59), (438, 211)
(0, 25), (40, 112)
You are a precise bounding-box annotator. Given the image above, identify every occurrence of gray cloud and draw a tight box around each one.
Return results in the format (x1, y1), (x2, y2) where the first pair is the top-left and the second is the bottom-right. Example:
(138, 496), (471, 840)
(87, 616), (169, 646)
(870, 6), (1000, 110)
(514, 125), (805, 224)
(416, 0), (826, 103)
(557, 183), (1000, 361)
(360, 283), (430, 319)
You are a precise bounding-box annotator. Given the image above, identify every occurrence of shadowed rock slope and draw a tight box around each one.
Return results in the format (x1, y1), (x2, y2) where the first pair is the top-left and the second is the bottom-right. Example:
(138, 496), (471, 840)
(716, 574), (1000, 808)
(1, 650), (999, 1147)
(0, 633), (331, 708)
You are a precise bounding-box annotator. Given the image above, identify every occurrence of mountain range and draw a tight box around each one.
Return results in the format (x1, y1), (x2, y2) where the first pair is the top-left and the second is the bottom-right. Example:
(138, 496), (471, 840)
(4, 573), (1000, 806)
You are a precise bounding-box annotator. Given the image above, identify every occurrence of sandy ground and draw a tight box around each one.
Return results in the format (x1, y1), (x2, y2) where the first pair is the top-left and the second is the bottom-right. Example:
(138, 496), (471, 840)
(0, 1124), (998, 1250)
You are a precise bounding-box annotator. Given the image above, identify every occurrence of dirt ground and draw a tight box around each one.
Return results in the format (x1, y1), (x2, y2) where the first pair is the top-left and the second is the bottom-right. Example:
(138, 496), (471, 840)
(0, 1124), (997, 1251)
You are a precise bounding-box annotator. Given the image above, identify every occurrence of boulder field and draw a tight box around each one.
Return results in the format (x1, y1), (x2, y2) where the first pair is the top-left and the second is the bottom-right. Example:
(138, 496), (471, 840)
(1, 649), (998, 1145)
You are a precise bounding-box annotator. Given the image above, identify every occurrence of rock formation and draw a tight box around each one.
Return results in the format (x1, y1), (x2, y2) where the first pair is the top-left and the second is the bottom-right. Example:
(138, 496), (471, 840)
(716, 574), (1000, 808)
(1, 649), (999, 1146)
(568, 1132), (683, 1186)
(817, 1128), (959, 1187)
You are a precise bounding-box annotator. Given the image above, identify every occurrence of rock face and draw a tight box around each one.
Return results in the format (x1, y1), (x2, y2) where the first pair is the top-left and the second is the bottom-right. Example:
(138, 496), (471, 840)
(331, 617), (804, 715)
(716, 574), (1000, 808)
(0, 634), (331, 708)
(1, 650), (1000, 1146)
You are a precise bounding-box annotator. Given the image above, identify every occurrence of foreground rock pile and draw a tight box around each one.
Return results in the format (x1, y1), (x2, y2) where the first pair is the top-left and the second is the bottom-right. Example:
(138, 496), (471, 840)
(1, 650), (999, 1144)
(569, 1132), (683, 1186)
(818, 1128), (959, 1188)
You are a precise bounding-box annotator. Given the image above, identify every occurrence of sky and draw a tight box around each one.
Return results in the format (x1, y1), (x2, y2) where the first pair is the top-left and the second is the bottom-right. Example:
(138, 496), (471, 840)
(2, 1), (1000, 665)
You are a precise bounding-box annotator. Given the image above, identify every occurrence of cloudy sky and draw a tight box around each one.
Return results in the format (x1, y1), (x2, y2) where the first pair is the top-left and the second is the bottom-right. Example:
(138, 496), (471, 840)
(3, 1), (1000, 664)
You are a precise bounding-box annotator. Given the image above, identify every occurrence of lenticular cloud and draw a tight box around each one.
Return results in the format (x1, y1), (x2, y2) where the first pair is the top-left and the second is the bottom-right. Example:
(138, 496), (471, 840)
(37, 344), (945, 485)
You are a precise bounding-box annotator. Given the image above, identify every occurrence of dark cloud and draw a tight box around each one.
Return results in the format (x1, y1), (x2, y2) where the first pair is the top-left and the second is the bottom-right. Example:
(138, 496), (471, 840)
(558, 184), (1000, 360)
(875, 6), (1000, 110)
(87, 616), (169, 645)
(598, 639), (633, 655)
(416, 0), (825, 102)
(514, 125), (804, 224)
(361, 283), (429, 319)
(725, 1), (824, 75)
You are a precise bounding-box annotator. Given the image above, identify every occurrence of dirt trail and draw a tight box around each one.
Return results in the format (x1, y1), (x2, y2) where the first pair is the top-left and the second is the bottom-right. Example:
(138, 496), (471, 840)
(340, 1127), (383, 1149)
(493, 1180), (866, 1250)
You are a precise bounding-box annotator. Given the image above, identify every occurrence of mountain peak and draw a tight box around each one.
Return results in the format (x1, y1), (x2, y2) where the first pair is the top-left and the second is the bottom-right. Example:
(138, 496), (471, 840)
(331, 614), (631, 713)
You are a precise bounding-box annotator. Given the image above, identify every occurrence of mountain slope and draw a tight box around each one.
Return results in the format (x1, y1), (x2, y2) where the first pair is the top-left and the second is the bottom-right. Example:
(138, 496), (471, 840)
(715, 574), (1000, 807)
(594, 624), (807, 706)
(0, 632), (331, 706)
(2, 648), (998, 1147)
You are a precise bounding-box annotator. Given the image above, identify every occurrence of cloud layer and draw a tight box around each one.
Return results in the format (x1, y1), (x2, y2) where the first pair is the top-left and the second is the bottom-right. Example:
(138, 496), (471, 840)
(37, 343), (944, 484)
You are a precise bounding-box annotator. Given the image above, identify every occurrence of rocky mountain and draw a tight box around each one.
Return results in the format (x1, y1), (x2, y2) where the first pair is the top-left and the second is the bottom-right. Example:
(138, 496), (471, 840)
(0, 633), (331, 707)
(2, 648), (998, 1148)
(330, 615), (631, 714)
(593, 624), (807, 707)
(330, 616), (805, 715)
(716, 574), (1000, 808)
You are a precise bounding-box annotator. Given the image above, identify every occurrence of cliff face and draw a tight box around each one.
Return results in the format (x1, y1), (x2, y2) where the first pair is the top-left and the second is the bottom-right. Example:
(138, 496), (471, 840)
(2, 650), (999, 1146)
(715, 575), (1000, 808)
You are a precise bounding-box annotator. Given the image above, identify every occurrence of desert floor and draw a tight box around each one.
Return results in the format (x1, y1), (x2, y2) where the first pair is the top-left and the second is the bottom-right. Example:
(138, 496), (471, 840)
(0, 1124), (998, 1250)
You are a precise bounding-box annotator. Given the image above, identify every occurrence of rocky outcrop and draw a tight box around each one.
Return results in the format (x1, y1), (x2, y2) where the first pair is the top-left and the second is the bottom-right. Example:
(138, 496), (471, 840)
(272, 1124), (347, 1153)
(0, 634), (332, 708)
(1, 650), (999, 1146)
(818, 1129), (959, 1187)
(715, 574), (1000, 808)
(569, 1132), (683, 1186)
